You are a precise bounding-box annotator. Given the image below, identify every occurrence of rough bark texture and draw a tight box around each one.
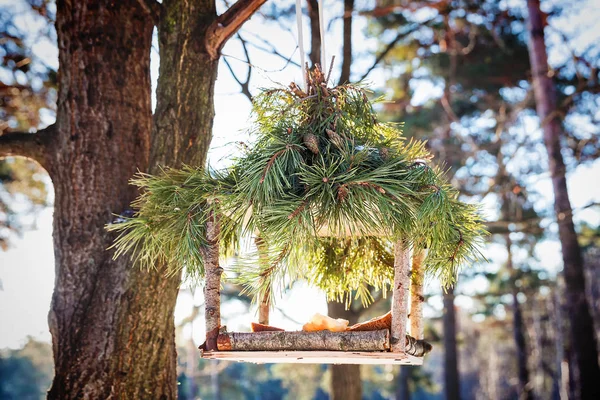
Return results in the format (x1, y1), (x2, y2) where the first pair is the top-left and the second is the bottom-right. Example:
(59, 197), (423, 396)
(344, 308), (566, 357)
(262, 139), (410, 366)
(216, 330), (390, 351)
(151, 0), (219, 169)
(391, 240), (410, 353)
(410, 249), (425, 339)
(443, 286), (461, 400)
(328, 300), (362, 400)
(526, 1), (600, 398)
(47, 1), (161, 398)
(203, 209), (222, 351)
(0, 125), (56, 169)
(43, 0), (224, 398)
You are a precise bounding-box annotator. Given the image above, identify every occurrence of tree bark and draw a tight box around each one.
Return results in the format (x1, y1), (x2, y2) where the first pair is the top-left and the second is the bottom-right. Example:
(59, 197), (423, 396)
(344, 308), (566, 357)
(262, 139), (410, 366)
(46, 1), (159, 398)
(328, 300), (362, 400)
(45, 0), (230, 397)
(525, 1), (600, 398)
(443, 286), (461, 400)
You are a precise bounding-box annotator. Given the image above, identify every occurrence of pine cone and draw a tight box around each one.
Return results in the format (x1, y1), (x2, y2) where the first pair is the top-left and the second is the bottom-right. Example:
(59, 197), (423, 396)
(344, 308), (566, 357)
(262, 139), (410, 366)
(379, 147), (390, 160)
(326, 129), (345, 149)
(303, 133), (319, 154)
(337, 184), (349, 202)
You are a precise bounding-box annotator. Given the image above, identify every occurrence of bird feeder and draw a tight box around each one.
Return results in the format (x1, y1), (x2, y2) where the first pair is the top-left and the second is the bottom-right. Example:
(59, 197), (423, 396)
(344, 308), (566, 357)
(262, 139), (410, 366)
(109, 66), (485, 366)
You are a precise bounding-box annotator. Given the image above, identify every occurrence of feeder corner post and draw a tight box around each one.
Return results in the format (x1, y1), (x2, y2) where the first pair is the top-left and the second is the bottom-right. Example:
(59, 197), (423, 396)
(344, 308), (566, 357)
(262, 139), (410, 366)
(391, 239), (411, 353)
(410, 248), (426, 340)
(255, 235), (271, 325)
(203, 208), (223, 351)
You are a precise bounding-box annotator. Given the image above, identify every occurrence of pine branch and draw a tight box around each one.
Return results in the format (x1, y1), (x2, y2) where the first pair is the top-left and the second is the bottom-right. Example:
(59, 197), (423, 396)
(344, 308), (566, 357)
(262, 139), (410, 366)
(109, 68), (487, 299)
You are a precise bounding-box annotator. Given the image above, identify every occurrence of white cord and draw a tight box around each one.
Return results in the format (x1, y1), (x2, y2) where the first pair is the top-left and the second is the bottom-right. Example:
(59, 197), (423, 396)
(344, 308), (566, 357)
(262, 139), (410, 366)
(295, 0), (307, 90)
(318, 0), (327, 74)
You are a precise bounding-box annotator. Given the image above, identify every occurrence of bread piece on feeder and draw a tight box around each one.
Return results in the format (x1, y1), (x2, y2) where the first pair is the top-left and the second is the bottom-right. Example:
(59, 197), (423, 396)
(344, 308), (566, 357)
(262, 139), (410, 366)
(302, 313), (349, 332)
(346, 311), (392, 332)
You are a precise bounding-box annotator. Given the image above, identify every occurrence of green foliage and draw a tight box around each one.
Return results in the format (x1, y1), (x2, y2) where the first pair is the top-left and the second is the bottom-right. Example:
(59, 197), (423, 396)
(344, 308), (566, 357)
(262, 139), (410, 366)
(109, 68), (486, 304)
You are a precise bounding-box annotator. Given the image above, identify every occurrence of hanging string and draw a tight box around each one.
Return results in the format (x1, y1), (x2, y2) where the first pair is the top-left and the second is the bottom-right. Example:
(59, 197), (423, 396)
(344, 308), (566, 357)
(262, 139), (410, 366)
(295, 0), (307, 90)
(318, 0), (327, 74)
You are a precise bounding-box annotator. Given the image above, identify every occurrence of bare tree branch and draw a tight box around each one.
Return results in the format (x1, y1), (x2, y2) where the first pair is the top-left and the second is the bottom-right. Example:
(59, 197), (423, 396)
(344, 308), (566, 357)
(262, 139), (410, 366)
(358, 22), (426, 82)
(136, 0), (161, 24)
(0, 124), (56, 170)
(206, 0), (268, 59)
(223, 34), (253, 102)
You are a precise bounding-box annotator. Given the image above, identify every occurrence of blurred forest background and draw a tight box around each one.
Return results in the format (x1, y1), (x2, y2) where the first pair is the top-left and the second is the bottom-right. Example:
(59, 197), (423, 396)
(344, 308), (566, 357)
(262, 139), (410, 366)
(1, 0), (599, 399)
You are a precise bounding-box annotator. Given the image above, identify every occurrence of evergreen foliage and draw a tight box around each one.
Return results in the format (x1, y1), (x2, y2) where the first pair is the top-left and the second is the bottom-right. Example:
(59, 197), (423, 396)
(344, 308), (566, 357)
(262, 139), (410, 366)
(108, 67), (486, 304)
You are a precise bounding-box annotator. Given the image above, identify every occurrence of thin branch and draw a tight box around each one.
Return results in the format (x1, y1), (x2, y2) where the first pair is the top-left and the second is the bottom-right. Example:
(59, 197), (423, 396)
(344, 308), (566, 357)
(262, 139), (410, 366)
(359, 22), (428, 82)
(224, 34), (253, 102)
(0, 124), (56, 170)
(136, 0), (161, 24)
(206, 0), (268, 59)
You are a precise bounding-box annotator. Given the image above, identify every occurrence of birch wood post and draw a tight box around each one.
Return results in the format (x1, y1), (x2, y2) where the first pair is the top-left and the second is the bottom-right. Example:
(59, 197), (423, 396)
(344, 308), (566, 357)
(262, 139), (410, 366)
(410, 248), (426, 339)
(203, 208), (222, 351)
(391, 239), (410, 353)
(255, 236), (270, 325)
(217, 330), (390, 351)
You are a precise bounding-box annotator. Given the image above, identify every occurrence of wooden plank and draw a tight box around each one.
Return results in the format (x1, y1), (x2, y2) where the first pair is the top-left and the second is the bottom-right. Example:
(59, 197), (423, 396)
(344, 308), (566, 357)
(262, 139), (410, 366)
(201, 351), (423, 365)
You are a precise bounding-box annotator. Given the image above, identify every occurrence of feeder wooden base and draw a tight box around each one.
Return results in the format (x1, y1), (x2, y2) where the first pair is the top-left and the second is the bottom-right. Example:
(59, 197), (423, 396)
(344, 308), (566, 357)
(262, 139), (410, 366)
(201, 350), (423, 365)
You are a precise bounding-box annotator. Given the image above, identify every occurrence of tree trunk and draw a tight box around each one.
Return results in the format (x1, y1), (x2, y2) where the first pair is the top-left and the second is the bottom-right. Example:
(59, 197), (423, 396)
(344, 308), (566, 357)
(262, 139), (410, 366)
(443, 286), (461, 400)
(396, 367), (411, 400)
(46, 0), (221, 398)
(506, 235), (533, 400)
(328, 300), (362, 400)
(338, 0), (354, 84)
(307, 0), (321, 67)
(47, 1), (158, 397)
(525, 1), (600, 398)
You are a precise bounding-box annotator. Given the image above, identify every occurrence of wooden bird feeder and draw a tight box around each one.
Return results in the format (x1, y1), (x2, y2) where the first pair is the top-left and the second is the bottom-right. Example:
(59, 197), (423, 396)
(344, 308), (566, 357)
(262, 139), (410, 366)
(199, 212), (430, 365)
(110, 66), (484, 367)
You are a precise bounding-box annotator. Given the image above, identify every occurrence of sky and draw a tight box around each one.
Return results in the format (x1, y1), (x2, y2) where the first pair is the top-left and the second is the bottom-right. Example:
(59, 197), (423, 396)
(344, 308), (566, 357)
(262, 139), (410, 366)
(1, 0), (600, 350)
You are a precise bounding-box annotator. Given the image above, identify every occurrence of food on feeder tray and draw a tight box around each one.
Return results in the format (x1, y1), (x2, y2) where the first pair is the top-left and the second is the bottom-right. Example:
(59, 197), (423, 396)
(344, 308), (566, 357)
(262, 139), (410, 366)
(251, 322), (285, 332)
(302, 313), (349, 332)
(347, 311), (392, 332)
